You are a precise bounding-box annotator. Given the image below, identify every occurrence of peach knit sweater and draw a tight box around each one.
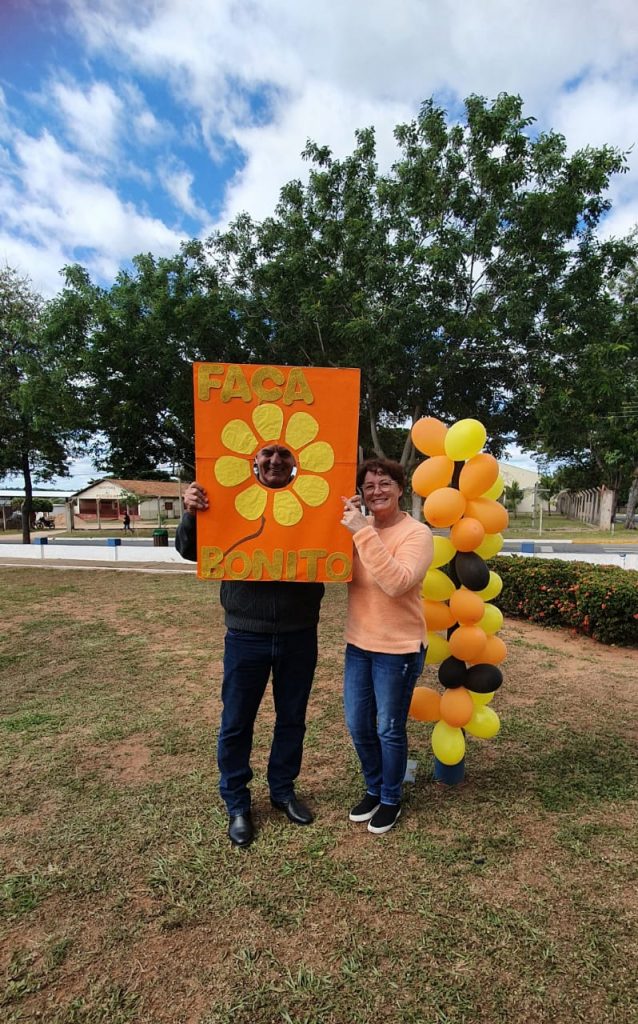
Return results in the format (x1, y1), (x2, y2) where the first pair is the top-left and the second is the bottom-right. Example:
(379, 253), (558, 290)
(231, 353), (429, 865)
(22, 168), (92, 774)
(346, 513), (433, 654)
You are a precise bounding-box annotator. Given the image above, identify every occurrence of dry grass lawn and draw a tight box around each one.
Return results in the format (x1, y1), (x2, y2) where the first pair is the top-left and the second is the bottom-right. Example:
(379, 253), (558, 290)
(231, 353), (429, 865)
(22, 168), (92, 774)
(1, 567), (636, 1024)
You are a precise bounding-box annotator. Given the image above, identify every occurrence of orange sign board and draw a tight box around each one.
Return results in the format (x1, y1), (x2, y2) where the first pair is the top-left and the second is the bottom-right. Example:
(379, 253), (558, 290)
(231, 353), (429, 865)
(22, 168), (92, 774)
(193, 363), (361, 582)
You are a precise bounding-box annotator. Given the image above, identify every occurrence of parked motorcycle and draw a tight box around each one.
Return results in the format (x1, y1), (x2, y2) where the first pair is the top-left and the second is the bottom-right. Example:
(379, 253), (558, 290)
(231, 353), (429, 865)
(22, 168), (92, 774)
(34, 516), (55, 530)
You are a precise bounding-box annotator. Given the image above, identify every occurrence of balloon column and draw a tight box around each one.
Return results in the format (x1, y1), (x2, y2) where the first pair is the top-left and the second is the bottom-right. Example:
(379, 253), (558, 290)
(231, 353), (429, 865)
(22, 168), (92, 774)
(409, 417), (508, 782)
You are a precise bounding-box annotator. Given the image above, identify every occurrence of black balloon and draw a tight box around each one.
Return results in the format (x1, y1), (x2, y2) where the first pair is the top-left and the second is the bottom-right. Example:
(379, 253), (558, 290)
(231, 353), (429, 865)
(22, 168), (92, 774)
(454, 552), (490, 591)
(465, 664), (503, 694)
(438, 656), (468, 689)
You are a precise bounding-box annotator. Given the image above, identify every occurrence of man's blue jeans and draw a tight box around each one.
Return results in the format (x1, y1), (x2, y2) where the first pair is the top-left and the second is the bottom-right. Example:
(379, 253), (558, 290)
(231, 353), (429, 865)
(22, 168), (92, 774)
(219, 627), (318, 815)
(344, 643), (426, 806)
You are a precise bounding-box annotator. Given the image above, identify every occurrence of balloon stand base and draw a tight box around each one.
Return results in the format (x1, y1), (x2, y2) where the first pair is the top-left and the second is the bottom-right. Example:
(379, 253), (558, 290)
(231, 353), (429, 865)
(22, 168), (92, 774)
(433, 756), (465, 785)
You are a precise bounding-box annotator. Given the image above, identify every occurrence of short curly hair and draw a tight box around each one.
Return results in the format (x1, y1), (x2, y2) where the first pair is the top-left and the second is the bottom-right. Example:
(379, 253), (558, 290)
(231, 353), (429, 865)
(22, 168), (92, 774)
(356, 458), (406, 491)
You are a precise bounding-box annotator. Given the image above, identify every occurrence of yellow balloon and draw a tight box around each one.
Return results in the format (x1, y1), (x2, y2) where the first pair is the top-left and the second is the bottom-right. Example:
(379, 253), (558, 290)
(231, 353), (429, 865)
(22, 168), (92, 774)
(482, 474), (504, 500)
(431, 720), (466, 765)
(478, 603), (504, 635)
(431, 535), (457, 569)
(422, 569), (456, 602)
(470, 690), (496, 706)
(444, 419), (487, 461)
(474, 532), (504, 559)
(425, 633), (450, 664)
(476, 571), (503, 601)
(465, 705), (500, 739)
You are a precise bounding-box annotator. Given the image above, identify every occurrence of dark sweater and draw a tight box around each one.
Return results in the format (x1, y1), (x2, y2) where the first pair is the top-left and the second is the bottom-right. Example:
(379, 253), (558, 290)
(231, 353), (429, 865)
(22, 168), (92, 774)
(175, 513), (324, 633)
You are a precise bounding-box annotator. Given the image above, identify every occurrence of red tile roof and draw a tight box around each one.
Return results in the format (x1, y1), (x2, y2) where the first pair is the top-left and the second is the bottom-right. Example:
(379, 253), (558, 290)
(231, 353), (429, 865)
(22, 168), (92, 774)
(74, 478), (184, 498)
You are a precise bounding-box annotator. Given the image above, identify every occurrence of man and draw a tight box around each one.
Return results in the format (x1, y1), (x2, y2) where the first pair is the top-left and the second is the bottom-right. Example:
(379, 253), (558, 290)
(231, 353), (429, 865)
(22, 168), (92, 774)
(176, 444), (324, 848)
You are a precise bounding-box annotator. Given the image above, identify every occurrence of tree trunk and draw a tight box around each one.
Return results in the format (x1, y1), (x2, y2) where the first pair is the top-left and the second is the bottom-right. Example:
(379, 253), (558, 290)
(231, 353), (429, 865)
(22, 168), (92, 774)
(625, 467), (638, 529)
(367, 389), (386, 458)
(400, 406), (422, 469)
(21, 451), (33, 545)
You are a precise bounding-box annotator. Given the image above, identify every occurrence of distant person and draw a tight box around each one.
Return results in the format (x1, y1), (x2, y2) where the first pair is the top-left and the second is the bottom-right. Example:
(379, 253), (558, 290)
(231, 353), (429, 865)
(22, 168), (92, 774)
(123, 512), (132, 533)
(340, 458), (433, 835)
(175, 443), (323, 849)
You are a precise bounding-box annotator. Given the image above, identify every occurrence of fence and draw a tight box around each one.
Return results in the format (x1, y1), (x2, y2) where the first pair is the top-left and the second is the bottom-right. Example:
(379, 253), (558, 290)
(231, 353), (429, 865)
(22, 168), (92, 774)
(555, 487), (615, 529)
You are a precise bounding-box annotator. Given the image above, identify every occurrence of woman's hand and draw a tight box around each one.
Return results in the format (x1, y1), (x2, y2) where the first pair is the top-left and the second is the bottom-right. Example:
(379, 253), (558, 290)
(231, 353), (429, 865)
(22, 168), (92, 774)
(340, 495), (371, 534)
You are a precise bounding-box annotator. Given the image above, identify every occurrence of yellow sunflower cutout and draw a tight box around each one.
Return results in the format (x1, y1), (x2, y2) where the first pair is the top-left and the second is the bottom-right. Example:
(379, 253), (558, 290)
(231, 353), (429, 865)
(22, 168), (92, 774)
(213, 405), (334, 527)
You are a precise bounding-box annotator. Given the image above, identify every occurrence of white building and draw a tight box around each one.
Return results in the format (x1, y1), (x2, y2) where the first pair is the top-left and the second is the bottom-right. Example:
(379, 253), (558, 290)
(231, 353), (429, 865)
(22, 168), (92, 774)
(498, 463), (539, 515)
(70, 478), (184, 526)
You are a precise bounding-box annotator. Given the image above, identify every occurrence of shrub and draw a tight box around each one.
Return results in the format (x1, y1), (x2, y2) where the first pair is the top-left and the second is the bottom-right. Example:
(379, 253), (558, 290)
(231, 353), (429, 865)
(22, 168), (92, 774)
(493, 556), (638, 646)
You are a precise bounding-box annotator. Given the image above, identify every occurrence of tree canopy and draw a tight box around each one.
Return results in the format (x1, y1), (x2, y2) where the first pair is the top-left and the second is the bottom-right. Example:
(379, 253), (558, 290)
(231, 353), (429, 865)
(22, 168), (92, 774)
(0, 266), (90, 542)
(33, 93), (638, 503)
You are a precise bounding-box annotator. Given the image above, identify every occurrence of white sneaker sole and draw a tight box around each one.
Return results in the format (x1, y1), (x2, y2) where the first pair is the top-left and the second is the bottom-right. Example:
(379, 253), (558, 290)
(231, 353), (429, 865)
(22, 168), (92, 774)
(349, 803), (380, 822)
(367, 807), (401, 834)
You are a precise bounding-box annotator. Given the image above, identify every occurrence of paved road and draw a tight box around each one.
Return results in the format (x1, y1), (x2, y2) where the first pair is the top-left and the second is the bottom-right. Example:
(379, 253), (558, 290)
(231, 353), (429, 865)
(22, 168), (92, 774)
(2, 534), (637, 554)
(503, 540), (638, 555)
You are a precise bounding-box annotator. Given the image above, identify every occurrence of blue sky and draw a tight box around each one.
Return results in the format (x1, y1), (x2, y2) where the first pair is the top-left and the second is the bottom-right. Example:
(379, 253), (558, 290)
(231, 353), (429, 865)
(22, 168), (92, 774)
(2, 0), (638, 489)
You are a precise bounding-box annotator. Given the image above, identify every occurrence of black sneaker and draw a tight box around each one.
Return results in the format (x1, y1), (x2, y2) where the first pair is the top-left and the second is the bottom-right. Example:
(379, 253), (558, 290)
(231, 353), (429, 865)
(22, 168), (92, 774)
(349, 793), (381, 822)
(367, 803), (401, 834)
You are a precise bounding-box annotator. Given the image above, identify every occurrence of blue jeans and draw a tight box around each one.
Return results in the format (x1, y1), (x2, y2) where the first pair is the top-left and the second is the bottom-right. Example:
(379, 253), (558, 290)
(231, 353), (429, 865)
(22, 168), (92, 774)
(219, 627), (318, 815)
(344, 643), (426, 806)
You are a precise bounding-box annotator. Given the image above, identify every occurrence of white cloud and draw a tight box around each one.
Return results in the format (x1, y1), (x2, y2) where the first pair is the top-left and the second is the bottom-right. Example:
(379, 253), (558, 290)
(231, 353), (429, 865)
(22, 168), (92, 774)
(3, 0), (637, 292)
(219, 84), (413, 225)
(52, 79), (123, 157)
(159, 161), (207, 220)
(1, 128), (185, 294)
(66, 0), (638, 234)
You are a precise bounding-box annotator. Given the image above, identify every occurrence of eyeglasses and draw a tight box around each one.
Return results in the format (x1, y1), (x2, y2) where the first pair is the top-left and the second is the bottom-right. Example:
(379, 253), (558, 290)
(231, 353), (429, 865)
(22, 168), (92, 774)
(362, 479), (396, 496)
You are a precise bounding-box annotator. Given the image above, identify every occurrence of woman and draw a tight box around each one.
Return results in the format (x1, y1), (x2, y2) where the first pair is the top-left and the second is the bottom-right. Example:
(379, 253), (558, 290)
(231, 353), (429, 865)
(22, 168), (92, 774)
(340, 458), (433, 834)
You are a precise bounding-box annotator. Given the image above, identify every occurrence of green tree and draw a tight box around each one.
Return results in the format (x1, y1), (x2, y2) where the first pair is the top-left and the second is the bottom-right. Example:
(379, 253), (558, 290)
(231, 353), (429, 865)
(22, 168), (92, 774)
(51, 95), (634, 485)
(504, 479), (525, 517)
(521, 230), (638, 525)
(215, 93), (632, 475)
(59, 245), (245, 478)
(538, 472), (562, 514)
(0, 267), (89, 543)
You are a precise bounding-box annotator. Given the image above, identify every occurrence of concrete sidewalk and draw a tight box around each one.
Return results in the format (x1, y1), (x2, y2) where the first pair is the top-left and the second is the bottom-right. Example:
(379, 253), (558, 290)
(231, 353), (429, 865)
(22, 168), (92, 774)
(0, 553), (195, 574)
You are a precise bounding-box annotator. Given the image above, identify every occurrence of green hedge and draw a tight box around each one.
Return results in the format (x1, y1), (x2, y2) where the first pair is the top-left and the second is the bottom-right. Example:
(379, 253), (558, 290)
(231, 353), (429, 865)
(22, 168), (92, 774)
(493, 556), (638, 646)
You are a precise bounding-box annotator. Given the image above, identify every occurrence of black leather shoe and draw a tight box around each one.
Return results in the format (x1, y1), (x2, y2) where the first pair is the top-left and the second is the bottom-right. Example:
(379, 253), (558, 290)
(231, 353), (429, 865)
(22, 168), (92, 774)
(270, 794), (314, 825)
(228, 812), (254, 847)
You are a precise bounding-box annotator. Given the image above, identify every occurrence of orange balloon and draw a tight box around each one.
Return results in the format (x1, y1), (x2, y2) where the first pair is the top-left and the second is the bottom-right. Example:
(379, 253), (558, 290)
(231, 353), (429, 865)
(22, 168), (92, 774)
(423, 488), (467, 528)
(412, 456), (454, 497)
(450, 516), (485, 552)
(458, 454), (499, 499)
(440, 686), (474, 728)
(449, 589), (485, 625)
(423, 599), (456, 631)
(473, 635), (507, 665)
(464, 497), (509, 533)
(409, 686), (441, 722)
(448, 625), (488, 662)
(411, 416), (448, 457)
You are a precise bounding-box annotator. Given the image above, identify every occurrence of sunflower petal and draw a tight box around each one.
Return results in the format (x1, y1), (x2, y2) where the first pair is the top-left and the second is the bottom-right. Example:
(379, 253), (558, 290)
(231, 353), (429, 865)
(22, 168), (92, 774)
(293, 474), (329, 507)
(298, 441), (334, 472)
(273, 491), (303, 526)
(214, 456), (251, 487)
(235, 484), (267, 520)
(252, 404), (283, 442)
(285, 412), (319, 450)
(222, 419), (258, 454)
